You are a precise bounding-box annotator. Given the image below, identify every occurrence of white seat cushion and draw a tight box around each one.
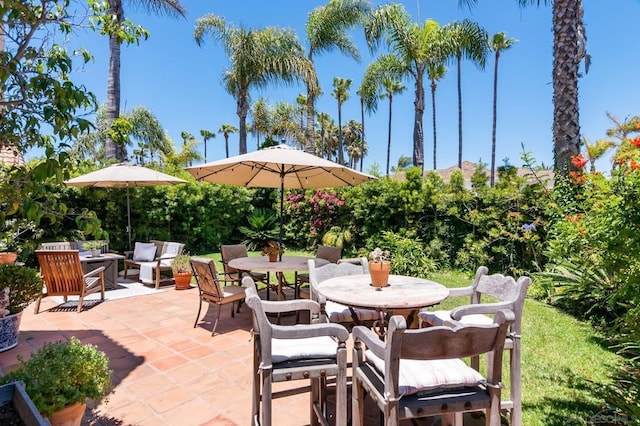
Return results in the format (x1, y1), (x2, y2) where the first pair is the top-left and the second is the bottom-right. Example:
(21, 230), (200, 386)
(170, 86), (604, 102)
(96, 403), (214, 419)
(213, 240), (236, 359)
(272, 335), (337, 364)
(326, 301), (378, 323)
(420, 310), (493, 327)
(365, 349), (485, 396)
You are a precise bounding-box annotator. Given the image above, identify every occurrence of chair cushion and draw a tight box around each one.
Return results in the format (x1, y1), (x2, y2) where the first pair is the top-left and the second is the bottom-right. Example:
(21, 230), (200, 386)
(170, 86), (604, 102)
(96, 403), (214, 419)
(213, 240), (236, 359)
(272, 335), (337, 364)
(365, 350), (485, 396)
(420, 310), (493, 327)
(326, 301), (378, 323)
(133, 242), (157, 262)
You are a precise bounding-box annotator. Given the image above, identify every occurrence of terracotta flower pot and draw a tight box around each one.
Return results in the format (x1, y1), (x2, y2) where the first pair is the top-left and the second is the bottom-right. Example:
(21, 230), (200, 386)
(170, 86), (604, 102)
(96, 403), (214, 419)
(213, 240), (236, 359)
(47, 401), (86, 426)
(268, 252), (278, 262)
(174, 272), (192, 290)
(0, 252), (17, 264)
(369, 261), (390, 287)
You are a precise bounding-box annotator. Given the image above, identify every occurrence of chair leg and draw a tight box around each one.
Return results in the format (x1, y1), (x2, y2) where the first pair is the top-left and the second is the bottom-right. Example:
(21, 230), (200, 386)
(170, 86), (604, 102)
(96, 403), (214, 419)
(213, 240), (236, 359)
(252, 340), (261, 425)
(262, 371), (273, 426)
(510, 341), (523, 426)
(77, 295), (84, 313)
(33, 295), (42, 314)
(310, 377), (320, 426)
(231, 302), (235, 318)
(211, 304), (222, 336)
(194, 299), (203, 328)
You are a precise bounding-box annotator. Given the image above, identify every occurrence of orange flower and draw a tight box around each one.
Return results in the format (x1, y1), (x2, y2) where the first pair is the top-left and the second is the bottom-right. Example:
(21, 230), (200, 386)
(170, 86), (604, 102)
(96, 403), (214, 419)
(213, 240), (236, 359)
(630, 137), (640, 148)
(565, 214), (583, 223)
(632, 160), (640, 171)
(571, 154), (588, 169)
(569, 171), (586, 184)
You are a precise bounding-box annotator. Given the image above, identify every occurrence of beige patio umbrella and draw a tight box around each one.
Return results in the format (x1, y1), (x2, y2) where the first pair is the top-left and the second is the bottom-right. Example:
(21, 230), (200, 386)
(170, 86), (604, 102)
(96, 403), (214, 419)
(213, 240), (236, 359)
(186, 144), (375, 258)
(65, 162), (187, 250)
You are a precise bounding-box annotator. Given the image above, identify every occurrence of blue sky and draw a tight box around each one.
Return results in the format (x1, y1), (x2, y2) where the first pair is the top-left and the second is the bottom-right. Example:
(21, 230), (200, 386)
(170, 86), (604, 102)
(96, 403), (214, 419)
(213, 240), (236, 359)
(56, 0), (639, 173)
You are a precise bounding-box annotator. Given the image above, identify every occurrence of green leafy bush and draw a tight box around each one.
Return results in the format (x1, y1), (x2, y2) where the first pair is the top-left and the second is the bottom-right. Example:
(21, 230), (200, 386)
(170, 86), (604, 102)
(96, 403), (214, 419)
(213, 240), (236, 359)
(0, 264), (44, 314)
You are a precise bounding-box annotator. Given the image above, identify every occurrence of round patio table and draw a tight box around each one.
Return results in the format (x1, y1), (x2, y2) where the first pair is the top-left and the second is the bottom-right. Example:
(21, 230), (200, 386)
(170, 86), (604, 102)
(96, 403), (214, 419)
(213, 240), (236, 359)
(316, 274), (449, 336)
(228, 256), (329, 300)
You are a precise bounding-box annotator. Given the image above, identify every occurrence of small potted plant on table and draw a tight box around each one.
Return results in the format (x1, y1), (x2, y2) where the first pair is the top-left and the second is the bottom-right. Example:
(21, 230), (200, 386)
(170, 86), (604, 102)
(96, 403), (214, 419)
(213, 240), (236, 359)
(0, 336), (112, 426)
(261, 240), (285, 262)
(171, 253), (193, 290)
(368, 247), (391, 288)
(83, 240), (106, 257)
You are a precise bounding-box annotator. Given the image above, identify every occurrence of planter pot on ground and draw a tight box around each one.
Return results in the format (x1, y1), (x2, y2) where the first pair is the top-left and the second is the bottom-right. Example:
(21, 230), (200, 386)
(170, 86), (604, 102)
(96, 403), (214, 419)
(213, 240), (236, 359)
(369, 261), (390, 288)
(0, 311), (22, 352)
(0, 381), (49, 425)
(174, 272), (192, 290)
(47, 401), (86, 426)
(0, 252), (17, 265)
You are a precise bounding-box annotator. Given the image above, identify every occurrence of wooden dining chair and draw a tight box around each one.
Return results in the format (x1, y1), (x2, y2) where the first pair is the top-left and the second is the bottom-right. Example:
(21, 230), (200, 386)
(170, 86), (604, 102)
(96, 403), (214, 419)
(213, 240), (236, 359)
(220, 244), (270, 292)
(296, 245), (343, 293)
(190, 256), (245, 336)
(418, 266), (531, 426)
(243, 276), (349, 426)
(352, 310), (514, 426)
(35, 250), (105, 313)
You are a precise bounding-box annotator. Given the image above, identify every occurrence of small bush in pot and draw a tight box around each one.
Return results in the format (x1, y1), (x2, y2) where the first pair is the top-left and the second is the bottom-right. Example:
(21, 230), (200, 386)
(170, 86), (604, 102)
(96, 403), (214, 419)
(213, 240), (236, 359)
(170, 253), (191, 274)
(0, 336), (112, 419)
(0, 264), (44, 315)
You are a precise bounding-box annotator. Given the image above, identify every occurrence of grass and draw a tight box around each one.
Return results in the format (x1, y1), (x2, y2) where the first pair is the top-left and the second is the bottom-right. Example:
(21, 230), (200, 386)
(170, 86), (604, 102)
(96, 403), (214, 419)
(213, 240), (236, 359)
(203, 252), (620, 425)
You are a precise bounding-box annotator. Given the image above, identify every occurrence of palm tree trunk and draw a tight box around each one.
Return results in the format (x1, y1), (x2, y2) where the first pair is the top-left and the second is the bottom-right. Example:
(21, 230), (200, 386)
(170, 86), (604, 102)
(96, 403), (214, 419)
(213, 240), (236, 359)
(491, 51), (500, 187)
(431, 81), (438, 170)
(106, 0), (123, 161)
(552, 0), (582, 174)
(457, 55), (463, 168)
(305, 90), (316, 154)
(237, 93), (249, 154)
(337, 103), (344, 165)
(386, 95), (393, 176)
(224, 134), (229, 158)
(360, 97), (365, 172)
(412, 71), (425, 172)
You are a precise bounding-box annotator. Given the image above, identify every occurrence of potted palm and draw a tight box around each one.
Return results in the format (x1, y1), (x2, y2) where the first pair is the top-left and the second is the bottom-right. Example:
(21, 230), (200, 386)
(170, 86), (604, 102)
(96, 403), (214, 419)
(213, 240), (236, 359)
(0, 336), (112, 426)
(171, 253), (192, 290)
(0, 264), (44, 352)
(368, 247), (391, 288)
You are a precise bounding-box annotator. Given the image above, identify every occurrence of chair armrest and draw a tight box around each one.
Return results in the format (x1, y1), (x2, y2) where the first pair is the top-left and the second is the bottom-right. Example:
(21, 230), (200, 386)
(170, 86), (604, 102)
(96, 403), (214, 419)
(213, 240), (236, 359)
(447, 285), (475, 297)
(450, 301), (514, 320)
(272, 321), (349, 342)
(260, 299), (321, 315)
(84, 266), (106, 279)
(352, 324), (386, 358)
(124, 250), (134, 260)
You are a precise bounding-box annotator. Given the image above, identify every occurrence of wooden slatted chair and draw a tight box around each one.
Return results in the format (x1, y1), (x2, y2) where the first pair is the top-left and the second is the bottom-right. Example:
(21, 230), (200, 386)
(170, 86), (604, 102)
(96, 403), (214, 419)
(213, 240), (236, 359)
(243, 276), (349, 426)
(190, 256), (245, 336)
(418, 266), (531, 426)
(296, 245), (343, 292)
(220, 243), (269, 291)
(35, 250), (105, 313)
(352, 310), (514, 426)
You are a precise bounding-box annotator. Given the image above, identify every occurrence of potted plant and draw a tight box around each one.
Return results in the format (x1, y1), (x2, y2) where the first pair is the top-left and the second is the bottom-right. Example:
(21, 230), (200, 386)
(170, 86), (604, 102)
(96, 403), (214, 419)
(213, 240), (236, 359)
(0, 336), (112, 426)
(368, 247), (391, 288)
(261, 240), (285, 262)
(0, 219), (36, 264)
(0, 264), (44, 352)
(171, 253), (192, 290)
(82, 240), (106, 257)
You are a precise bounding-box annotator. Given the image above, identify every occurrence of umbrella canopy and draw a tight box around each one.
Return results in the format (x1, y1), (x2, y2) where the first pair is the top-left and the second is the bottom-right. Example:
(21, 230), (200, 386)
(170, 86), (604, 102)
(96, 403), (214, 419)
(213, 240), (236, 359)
(186, 144), (375, 257)
(65, 162), (187, 249)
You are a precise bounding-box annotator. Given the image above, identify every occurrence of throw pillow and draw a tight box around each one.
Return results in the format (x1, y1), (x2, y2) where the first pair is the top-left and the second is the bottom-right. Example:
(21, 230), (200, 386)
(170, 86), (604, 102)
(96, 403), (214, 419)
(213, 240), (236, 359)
(133, 242), (157, 262)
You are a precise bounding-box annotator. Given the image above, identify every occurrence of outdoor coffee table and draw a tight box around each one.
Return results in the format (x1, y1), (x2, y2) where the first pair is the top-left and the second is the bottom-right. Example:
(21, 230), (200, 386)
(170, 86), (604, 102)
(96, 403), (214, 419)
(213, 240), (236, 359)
(316, 274), (449, 336)
(228, 255), (329, 300)
(80, 253), (125, 290)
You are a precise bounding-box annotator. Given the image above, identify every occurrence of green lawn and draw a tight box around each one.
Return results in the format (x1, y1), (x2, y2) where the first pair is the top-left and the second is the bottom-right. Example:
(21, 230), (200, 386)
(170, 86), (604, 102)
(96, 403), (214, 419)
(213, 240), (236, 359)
(203, 253), (620, 425)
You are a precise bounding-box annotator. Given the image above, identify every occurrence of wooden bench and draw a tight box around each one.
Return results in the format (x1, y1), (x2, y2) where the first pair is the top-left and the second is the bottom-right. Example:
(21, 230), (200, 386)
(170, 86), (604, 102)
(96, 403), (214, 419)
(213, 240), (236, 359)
(123, 240), (185, 289)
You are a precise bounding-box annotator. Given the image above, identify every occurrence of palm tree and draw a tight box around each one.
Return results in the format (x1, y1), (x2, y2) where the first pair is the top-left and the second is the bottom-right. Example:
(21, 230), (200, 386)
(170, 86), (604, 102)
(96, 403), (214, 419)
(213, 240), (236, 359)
(316, 112), (334, 160)
(427, 61), (447, 170)
(218, 124), (238, 158)
(356, 85), (376, 171)
(303, 0), (370, 154)
(332, 77), (352, 165)
(250, 98), (271, 149)
(459, 0), (588, 175)
(488, 32), (517, 186)
(200, 129), (215, 163)
(195, 15), (317, 155)
(442, 19), (488, 168)
(104, 0), (185, 161)
(343, 119), (364, 168)
(365, 4), (447, 171)
(583, 136), (614, 173)
(380, 78), (406, 176)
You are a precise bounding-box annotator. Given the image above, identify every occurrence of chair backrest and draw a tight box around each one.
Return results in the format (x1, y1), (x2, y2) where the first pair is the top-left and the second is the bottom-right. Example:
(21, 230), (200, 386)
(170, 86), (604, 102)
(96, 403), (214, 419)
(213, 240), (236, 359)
(36, 250), (86, 294)
(190, 257), (225, 302)
(39, 242), (73, 251)
(308, 258), (367, 302)
(315, 245), (343, 264)
(470, 272), (531, 334)
(150, 240), (184, 258)
(220, 244), (249, 276)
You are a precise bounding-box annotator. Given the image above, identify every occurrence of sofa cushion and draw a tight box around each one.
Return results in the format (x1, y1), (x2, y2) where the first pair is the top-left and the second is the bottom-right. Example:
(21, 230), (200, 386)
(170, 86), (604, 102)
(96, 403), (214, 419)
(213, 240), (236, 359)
(133, 242), (157, 262)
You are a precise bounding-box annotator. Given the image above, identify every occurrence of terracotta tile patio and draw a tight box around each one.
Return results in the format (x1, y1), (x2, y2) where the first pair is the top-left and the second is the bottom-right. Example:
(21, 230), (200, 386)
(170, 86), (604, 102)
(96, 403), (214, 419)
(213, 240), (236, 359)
(0, 281), (480, 425)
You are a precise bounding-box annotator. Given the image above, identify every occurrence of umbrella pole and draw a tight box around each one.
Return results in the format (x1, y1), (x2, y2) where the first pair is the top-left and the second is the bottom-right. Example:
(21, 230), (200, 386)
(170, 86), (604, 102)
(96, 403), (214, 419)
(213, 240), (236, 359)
(279, 174), (284, 261)
(126, 186), (132, 251)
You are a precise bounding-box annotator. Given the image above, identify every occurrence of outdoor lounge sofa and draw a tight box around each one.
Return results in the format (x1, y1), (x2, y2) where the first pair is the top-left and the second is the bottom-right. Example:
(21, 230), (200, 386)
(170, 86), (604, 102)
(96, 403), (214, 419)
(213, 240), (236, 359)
(123, 240), (185, 289)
